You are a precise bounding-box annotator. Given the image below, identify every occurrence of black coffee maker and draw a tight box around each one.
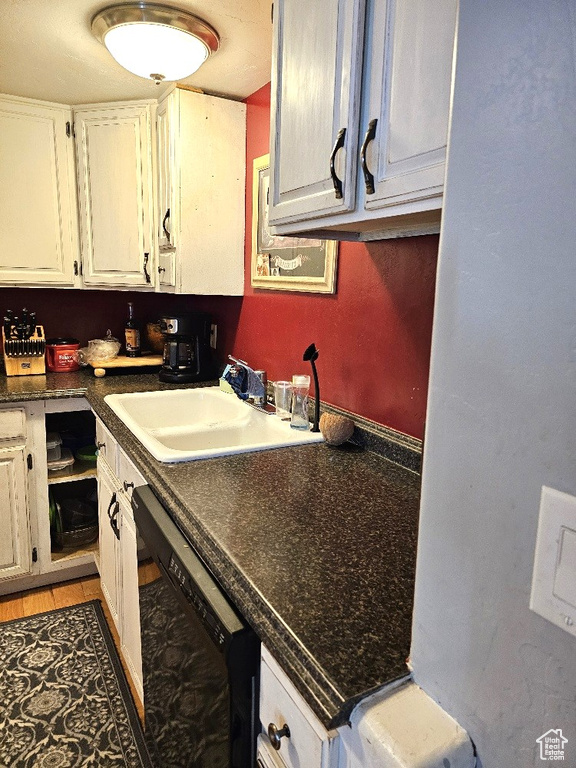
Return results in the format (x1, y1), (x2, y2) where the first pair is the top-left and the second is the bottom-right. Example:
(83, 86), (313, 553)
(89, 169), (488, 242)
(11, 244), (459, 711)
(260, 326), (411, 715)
(158, 313), (217, 383)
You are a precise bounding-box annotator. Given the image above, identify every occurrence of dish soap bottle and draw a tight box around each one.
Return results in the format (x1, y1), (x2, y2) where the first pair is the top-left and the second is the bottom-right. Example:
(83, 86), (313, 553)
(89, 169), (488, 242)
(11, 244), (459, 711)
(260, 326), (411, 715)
(125, 302), (141, 357)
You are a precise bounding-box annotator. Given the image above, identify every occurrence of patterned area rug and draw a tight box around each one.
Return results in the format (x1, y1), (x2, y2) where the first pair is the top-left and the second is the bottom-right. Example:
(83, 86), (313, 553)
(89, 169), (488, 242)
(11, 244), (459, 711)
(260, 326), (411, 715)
(0, 600), (153, 768)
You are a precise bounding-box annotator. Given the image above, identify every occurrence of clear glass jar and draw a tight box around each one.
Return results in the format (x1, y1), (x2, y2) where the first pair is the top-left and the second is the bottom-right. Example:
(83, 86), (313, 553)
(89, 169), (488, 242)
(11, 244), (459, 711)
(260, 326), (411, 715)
(290, 374), (310, 430)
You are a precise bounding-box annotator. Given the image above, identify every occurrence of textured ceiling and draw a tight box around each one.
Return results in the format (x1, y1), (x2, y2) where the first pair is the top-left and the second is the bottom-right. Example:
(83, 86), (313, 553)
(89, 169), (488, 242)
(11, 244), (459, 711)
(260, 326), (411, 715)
(0, 0), (272, 105)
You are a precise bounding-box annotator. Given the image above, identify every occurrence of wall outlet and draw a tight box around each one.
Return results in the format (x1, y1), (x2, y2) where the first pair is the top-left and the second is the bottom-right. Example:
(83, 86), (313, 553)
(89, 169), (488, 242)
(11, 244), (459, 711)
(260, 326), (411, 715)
(210, 324), (217, 350)
(530, 486), (576, 638)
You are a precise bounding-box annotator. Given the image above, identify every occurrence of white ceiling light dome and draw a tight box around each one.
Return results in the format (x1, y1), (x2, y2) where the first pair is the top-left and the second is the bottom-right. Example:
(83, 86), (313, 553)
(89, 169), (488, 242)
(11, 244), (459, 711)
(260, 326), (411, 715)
(91, 3), (220, 84)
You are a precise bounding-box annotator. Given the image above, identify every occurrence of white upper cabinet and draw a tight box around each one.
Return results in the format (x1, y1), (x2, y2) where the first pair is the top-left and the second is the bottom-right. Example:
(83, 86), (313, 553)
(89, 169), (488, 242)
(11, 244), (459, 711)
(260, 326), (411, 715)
(74, 102), (156, 288)
(269, 0), (458, 240)
(156, 88), (246, 295)
(0, 95), (79, 286)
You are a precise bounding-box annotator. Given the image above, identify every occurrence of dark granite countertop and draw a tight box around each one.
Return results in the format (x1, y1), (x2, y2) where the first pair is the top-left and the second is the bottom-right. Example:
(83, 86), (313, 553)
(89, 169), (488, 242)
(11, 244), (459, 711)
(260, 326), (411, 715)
(0, 370), (421, 729)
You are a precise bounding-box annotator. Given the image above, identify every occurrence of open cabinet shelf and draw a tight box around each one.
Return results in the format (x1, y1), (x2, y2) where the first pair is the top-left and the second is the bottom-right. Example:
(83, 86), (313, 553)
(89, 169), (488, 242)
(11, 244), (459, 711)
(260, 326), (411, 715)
(48, 460), (97, 485)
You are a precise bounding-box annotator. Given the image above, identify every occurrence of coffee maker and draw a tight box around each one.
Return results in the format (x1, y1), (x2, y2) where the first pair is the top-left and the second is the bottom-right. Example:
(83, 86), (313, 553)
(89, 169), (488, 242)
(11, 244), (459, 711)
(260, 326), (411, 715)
(158, 313), (217, 383)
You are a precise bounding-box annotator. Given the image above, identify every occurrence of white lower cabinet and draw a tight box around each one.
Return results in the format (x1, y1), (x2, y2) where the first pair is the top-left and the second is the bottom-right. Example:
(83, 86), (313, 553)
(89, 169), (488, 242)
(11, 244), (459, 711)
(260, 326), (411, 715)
(0, 408), (32, 581)
(97, 458), (122, 628)
(259, 646), (341, 768)
(0, 398), (102, 596)
(260, 644), (475, 768)
(96, 425), (145, 699)
(118, 495), (143, 699)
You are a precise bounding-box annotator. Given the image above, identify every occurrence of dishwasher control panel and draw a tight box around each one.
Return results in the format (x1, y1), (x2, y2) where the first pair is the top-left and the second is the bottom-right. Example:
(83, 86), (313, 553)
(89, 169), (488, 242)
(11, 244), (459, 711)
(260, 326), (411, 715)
(168, 551), (226, 647)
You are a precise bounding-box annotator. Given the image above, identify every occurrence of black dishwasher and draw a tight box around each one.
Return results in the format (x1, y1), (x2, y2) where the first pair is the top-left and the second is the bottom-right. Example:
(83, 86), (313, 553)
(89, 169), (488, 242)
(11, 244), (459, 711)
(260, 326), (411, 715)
(132, 485), (260, 768)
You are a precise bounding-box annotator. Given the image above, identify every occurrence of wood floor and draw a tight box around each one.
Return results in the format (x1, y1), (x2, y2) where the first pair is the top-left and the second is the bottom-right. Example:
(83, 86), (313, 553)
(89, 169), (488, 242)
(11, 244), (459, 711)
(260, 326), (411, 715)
(0, 566), (159, 723)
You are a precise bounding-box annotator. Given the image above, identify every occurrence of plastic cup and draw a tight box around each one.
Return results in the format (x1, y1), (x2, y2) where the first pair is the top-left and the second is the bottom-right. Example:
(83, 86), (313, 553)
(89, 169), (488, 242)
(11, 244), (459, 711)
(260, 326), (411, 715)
(273, 381), (293, 419)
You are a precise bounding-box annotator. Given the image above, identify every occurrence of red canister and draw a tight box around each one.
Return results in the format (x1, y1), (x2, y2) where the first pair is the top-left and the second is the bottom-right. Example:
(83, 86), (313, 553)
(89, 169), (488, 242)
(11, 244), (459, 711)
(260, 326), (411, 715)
(45, 338), (80, 372)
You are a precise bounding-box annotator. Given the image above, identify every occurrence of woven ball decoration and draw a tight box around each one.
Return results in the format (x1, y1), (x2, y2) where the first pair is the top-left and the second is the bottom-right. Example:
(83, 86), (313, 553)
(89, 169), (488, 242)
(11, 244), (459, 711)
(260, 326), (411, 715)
(319, 413), (355, 446)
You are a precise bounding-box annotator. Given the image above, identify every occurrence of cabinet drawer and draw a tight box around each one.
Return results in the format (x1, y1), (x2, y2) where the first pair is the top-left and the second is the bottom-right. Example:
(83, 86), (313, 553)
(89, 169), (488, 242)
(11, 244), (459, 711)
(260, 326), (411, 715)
(96, 418), (117, 473)
(0, 408), (26, 443)
(260, 649), (339, 768)
(117, 447), (146, 505)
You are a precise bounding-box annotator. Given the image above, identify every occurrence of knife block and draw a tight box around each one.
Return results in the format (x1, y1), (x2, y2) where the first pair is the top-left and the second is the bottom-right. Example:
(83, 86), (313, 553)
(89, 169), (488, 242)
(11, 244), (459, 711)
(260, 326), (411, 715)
(2, 326), (46, 376)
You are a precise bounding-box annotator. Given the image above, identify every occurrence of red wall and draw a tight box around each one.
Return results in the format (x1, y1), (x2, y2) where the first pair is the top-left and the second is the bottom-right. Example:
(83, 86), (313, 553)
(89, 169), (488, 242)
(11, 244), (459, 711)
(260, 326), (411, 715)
(0, 83), (438, 440)
(233, 83), (438, 439)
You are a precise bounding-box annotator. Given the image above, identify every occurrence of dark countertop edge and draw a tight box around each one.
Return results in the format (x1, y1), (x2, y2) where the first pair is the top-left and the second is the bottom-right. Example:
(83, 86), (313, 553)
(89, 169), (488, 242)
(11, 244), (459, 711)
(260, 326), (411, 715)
(0, 375), (420, 728)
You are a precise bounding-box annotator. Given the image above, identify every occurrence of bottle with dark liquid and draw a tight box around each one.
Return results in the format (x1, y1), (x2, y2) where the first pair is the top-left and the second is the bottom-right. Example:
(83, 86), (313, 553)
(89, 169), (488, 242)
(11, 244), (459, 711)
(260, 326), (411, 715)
(125, 302), (141, 357)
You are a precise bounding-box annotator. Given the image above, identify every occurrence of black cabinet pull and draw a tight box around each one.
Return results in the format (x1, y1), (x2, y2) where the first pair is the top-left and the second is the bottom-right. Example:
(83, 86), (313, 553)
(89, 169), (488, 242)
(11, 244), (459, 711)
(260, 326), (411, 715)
(329, 128), (346, 199)
(360, 119), (378, 195)
(106, 492), (117, 520)
(143, 252), (151, 283)
(110, 501), (120, 540)
(162, 208), (171, 243)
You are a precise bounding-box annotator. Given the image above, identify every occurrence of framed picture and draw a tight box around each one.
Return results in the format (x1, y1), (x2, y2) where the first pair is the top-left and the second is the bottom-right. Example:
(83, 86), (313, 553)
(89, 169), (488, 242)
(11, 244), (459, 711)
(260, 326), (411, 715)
(251, 154), (338, 293)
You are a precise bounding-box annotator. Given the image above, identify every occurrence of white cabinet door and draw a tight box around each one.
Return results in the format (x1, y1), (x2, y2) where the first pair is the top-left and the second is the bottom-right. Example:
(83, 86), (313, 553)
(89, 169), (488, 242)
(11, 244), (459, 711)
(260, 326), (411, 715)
(268, 0), (365, 226)
(156, 88), (245, 296)
(97, 460), (121, 630)
(155, 94), (177, 289)
(362, 0), (457, 211)
(75, 102), (155, 287)
(0, 445), (32, 580)
(119, 496), (143, 700)
(0, 95), (79, 285)
(156, 96), (173, 253)
(260, 647), (340, 768)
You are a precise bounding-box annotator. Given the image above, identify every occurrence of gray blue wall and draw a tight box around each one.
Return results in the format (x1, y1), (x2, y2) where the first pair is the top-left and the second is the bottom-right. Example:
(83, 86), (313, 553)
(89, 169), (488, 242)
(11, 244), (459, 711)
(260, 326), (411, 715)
(410, 1), (576, 765)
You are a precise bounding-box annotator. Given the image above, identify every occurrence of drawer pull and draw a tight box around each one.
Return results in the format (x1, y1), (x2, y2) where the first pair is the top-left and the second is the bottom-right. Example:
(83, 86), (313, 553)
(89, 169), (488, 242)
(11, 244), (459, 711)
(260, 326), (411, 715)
(267, 722), (290, 750)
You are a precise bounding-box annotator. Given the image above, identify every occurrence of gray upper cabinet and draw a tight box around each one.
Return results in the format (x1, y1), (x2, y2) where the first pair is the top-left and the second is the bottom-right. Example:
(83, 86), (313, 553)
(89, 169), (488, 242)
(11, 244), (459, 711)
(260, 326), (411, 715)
(269, 0), (458, 241)
(269, 0), (365, 224)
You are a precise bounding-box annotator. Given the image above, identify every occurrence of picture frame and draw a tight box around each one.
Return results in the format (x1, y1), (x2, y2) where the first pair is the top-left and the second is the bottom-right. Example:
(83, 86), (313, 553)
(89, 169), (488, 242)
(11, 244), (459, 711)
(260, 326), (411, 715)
(251, 154), (338, 293)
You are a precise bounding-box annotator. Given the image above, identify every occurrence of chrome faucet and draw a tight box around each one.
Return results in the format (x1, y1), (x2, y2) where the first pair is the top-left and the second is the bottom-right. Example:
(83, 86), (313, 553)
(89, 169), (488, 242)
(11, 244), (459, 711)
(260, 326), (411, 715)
(252, 370), (267, 406)
(227, 355), (267, 405)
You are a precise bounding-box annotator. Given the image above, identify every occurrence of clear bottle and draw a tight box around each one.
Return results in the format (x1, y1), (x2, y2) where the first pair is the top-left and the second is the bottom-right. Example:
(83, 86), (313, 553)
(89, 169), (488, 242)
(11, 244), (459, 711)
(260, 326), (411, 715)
(290, 374), (311, 430)
(125, 302), (141, 357)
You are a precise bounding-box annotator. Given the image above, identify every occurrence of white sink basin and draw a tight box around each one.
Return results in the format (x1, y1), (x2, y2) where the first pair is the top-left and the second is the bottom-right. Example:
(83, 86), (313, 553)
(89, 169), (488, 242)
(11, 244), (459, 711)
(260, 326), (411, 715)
(104, 386), (324, 463)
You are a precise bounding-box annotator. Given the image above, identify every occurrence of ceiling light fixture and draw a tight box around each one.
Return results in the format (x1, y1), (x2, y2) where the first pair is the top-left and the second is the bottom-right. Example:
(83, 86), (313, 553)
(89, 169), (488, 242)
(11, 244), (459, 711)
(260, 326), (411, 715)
(91, 3), (220, 84)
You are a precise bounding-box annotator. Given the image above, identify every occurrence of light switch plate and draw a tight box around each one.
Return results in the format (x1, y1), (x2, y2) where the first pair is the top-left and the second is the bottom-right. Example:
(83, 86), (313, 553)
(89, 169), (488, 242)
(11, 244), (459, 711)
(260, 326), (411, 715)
(530, 486), (576, 637)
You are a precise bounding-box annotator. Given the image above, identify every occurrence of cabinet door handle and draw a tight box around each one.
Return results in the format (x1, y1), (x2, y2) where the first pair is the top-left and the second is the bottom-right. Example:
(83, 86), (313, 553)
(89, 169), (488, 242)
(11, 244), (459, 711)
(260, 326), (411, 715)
(123, 480), (134, 493)
(110, 501), (121, 540)
(162, 208), (171, 243)
(267, 722), (290, 750)
(360, 118), (378, 195)
(329, 127), (346, 199)
(107, 492), (117, 520)
(143, 252), (151, 283)
(158, 266), (166, 275)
